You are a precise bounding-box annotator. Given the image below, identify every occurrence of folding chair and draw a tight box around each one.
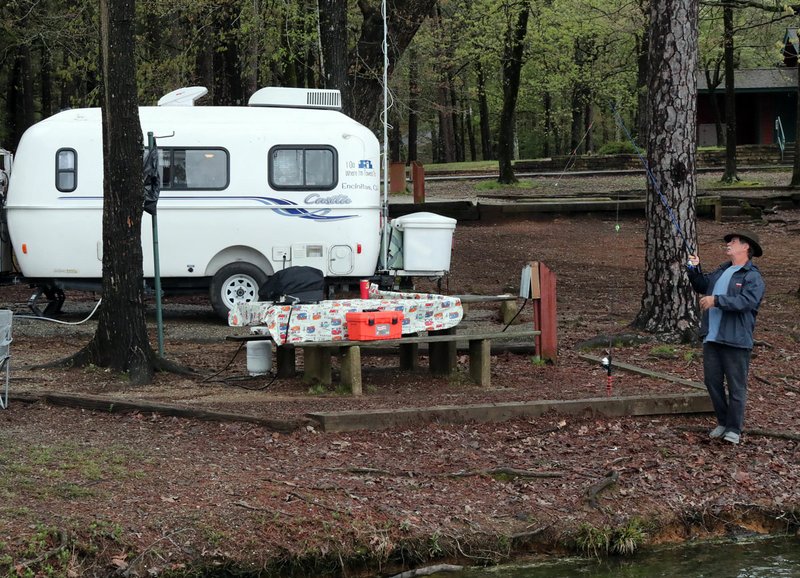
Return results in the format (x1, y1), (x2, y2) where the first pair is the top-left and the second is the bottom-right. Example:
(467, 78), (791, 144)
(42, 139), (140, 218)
(0, 310), (11, 409)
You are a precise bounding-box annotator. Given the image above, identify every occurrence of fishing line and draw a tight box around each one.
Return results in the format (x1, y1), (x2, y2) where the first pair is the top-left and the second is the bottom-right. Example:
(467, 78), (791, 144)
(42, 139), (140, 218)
(609, 103), (695, 257)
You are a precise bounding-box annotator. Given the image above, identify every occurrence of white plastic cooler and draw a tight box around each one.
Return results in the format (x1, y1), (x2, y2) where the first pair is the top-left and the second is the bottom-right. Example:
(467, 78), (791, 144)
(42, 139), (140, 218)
(390, 212), (456, 273)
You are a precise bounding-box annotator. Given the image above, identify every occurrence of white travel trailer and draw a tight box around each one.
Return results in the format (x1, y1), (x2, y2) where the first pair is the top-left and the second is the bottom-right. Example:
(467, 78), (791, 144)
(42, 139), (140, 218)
(1, 87), (388, 317)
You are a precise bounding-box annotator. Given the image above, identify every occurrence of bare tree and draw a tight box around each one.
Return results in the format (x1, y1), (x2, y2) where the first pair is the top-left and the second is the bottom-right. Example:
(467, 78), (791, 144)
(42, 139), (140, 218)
(632, 0), (700, 341)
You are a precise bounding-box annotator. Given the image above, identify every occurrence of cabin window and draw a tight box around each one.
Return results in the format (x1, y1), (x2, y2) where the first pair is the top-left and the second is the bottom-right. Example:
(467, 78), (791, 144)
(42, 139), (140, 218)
(158, 148), (229, 190)
(269, 146), (336, 190)
(55, 148), (77, 192)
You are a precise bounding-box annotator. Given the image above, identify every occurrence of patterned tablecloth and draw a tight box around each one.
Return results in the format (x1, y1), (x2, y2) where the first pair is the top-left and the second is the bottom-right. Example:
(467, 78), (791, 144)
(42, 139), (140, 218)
(228, 288), (463, 344)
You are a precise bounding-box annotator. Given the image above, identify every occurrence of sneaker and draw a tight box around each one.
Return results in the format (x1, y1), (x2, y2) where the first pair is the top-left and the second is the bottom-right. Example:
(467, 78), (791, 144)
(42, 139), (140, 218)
(723, 431), (740, 444)
(709, 426), (726, 439)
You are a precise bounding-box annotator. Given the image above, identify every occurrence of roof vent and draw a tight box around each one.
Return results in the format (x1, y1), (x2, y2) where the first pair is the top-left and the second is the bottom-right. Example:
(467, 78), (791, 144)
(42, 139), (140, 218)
(248, 87), (341, 110)
(158, 86), (208, 107)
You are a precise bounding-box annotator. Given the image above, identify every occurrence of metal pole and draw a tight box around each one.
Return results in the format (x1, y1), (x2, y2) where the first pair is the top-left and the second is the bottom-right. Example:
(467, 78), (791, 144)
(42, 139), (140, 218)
(147, 132), (164, 357)
(381, 0), (389, 272)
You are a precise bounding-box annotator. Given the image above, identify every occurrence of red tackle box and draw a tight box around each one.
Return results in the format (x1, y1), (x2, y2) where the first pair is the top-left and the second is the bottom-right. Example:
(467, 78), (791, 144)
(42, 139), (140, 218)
(346, 311), (404, 341)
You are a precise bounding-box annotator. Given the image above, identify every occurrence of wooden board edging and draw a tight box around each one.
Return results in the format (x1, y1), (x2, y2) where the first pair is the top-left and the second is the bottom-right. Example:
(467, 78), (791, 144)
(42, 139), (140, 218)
(306, 392), (713, 432)
(12, 391), (306, 433)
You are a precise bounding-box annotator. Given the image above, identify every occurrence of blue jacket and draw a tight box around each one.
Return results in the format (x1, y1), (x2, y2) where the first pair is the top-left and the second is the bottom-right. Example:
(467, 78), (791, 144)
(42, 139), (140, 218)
(688, 260), (764, 349)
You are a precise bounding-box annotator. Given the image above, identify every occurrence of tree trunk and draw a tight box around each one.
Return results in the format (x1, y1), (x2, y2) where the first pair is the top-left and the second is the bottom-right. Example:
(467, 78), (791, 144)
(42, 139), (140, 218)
(390, 109), (402, 163)
(476, 62), (493, 160)
(570, 86), (583, 155)
(703, 58), (724, 146)
(408, 47), (419, 163)
(570, 39), (585, 155)
(721, 5), (738, 183)
(633, 0), (699, 342)
(7, 45), (36, 150)
(498, 3), (530, 184)
(464, 93), (477, 161)
(584, 102), (593, 153)
(40, 44), (53, 119)
(437, 80), (457, 163)
(67, 0), (158, 384)
(245, 0), (262, 97)
(635, 27), (649, 143)
(543, 91), (552, 158)
(212, 0), (244, 105)
(450, 73), (463, 162)
(318, 0), (350, 113)
(349, 0), (436, 128)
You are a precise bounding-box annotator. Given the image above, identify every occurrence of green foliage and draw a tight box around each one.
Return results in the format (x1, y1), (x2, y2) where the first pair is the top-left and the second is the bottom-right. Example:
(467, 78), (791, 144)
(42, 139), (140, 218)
(476, 179), (534, 191)
(575, 523), (611, 558)
(611, 519), (646, 555)
(597, 141), (638, 155)
(307, 383), (330, 395)
(575, 519), (645, 557)
(649, 345), (678, 358)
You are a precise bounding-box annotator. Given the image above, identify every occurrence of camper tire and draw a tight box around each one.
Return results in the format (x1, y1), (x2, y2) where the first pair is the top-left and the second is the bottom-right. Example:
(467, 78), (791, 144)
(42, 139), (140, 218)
(210, 263), (268, 319)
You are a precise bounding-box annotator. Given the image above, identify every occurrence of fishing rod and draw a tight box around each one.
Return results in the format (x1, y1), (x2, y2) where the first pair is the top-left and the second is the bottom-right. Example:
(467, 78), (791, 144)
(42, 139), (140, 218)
(610, 103), (696, 259)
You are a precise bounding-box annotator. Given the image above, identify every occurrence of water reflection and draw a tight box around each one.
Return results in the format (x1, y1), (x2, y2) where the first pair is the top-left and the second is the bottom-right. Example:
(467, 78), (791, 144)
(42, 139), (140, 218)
(450, 536), (800, 578)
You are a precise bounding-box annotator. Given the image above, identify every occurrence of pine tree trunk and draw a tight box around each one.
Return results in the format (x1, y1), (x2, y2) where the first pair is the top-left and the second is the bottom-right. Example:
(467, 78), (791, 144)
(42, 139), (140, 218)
(633, 0), (700, 342)
(67, 0), (157, 384)
(318, 0), (350, 113)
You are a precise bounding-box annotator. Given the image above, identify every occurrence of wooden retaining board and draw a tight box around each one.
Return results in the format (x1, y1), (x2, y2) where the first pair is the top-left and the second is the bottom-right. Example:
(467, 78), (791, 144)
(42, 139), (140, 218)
(306, 392), (713, 432)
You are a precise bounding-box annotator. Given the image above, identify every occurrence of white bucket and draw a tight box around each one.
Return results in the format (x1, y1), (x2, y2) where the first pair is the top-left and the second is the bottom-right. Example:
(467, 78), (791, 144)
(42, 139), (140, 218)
(246, 341), (272, 376)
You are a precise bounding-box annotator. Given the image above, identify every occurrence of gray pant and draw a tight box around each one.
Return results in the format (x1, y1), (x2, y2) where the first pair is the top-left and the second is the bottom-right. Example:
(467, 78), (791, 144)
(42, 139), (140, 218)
(703, 342), (751, 435)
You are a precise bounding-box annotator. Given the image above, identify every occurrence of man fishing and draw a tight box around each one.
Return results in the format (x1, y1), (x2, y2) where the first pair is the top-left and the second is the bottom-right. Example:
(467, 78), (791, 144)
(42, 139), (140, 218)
(687, 230), (765, 445)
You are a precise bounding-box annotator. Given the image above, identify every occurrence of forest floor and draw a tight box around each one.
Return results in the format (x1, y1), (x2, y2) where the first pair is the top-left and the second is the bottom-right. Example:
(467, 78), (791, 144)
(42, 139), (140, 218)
(1, 171), (799, 577)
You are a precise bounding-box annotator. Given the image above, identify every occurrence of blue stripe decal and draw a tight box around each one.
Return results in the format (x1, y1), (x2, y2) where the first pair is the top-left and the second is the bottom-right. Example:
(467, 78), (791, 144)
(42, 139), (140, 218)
(57, 195), (358, 221)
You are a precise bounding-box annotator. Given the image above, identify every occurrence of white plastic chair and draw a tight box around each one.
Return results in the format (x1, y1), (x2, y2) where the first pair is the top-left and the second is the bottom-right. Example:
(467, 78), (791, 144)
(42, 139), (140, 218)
(0, 310), (11, 409)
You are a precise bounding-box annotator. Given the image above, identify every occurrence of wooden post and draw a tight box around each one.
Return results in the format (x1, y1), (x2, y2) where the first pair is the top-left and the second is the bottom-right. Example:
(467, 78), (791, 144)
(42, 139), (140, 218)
(469, 338), (491, 386)
(276, 345), (296, 378)
(340, 346), (362, 396)
(399, 342), (419, 370)
(302, 347), (332, 386)
(531, 261), (557, 362)
(411, 161), (425, 204)
(389, 162), (406, 193)
(428, 327), (456, 375)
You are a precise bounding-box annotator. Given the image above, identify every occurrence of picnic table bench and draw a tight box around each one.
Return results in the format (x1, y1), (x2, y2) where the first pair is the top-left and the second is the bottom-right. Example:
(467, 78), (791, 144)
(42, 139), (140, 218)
(227, 328), (541, 396)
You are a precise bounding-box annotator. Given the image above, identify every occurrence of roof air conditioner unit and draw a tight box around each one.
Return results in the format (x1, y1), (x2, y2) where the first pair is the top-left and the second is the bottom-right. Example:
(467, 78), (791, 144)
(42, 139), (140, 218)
(248, 87), (341, 110)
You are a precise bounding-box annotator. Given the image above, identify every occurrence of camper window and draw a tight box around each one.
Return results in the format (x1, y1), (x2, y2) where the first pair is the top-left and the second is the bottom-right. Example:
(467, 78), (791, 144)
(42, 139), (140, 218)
(55, 148), (77, 192)
(269, 146), (336, 190)
(158, 147), (229, 190)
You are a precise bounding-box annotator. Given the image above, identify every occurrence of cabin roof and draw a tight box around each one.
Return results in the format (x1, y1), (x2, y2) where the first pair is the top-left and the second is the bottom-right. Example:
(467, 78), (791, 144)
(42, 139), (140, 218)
(697, 67), (798, 93)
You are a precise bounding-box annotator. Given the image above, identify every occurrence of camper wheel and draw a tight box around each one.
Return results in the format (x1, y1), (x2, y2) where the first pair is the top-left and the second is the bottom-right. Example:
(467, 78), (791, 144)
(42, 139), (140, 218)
(209, 262), (268, 319)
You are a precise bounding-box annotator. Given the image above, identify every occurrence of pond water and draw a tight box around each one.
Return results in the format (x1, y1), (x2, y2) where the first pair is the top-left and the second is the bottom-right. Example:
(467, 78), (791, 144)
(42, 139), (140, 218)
(447, 536), (800, 578)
